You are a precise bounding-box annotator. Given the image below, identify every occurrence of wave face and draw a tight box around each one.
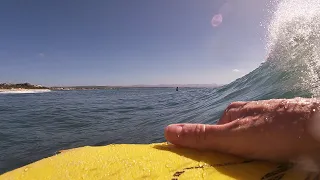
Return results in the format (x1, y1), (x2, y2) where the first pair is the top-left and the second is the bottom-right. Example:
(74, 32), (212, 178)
(265, 0), (320, 97)
(219, 0), (320, 102)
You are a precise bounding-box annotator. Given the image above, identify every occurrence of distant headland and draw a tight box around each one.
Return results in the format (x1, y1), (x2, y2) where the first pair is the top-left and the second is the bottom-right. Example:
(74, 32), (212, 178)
(0, 83), (50, 93)
(0, 83), (48, 89)
(0, 83), (51, 93)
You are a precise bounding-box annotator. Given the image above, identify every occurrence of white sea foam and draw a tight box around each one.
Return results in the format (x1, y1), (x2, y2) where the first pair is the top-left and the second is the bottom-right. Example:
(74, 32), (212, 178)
(266, 0), (320, 96)
(0, 89), (51, 94)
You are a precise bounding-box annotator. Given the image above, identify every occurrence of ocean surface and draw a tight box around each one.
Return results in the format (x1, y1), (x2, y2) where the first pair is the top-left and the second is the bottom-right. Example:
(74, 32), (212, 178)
(0, 88), (227, 174)
(1, 0), (320, 175)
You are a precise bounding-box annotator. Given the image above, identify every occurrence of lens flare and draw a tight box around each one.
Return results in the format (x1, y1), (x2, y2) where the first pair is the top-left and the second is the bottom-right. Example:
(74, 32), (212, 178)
(211, 14), (223, 27)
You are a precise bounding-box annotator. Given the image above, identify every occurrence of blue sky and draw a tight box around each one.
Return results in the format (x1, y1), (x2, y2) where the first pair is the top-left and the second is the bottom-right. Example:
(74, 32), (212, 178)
(0, 0), (270, 86)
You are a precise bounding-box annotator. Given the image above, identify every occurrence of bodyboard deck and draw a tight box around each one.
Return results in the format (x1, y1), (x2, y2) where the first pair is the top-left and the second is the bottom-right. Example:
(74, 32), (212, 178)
(0, 143), (314, 180)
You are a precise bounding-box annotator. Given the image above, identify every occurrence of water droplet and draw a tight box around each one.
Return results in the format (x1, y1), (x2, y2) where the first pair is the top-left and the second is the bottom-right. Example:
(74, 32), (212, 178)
(24, 167), (28, 172)
(177, 134), (180, 138)
(313, 109), (316, 112)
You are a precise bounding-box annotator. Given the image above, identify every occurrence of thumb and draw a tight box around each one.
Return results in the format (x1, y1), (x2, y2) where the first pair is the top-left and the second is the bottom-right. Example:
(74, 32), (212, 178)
(164, 123), (236, 151)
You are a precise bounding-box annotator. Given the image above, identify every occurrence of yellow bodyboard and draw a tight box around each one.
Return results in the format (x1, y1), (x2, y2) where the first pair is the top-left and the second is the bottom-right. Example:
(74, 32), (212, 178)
(0, 143), (314, 180)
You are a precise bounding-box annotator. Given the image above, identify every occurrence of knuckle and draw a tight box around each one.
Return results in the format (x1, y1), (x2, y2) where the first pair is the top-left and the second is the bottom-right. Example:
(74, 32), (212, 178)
(227, 101), (246, 109)
(194, 124), (206, 144)
(228, 102), (236, 108)
(225, 103), (233, 112)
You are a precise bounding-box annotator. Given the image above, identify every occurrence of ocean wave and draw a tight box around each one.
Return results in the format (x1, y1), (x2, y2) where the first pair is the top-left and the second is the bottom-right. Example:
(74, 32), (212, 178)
(266, 0), (320, 97)
(216, 0), (320, 102)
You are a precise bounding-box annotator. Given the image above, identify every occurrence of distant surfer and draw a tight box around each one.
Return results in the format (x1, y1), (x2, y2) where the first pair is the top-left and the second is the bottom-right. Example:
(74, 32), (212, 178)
(176, 87), (178, 91)
(165, 98), (320, 171)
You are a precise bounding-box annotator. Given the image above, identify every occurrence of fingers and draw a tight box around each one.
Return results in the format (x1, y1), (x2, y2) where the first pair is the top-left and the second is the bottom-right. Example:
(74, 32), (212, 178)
(218, 101), (247, 125)
(217, 100), (275, 125)
(164, 121), (287, 161)
(164, 123), (236, 151)
(164, 102), (253, 150)
(164, 99), (320, 162)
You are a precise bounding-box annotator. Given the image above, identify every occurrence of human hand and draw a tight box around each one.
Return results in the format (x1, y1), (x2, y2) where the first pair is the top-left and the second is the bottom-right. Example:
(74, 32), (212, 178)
(165, 98), (320, 168)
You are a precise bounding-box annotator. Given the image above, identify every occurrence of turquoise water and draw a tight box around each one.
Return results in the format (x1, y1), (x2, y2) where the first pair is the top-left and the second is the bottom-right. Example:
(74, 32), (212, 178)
(2, 0), (320, 174)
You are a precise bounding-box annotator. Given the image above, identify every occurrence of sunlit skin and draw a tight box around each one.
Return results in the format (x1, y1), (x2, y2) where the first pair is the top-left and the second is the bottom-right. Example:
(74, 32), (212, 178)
(165, 98), (320, 171)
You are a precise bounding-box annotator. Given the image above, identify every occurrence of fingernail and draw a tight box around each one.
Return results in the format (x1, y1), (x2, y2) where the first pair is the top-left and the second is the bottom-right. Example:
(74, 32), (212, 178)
(167, 125), (183, 138)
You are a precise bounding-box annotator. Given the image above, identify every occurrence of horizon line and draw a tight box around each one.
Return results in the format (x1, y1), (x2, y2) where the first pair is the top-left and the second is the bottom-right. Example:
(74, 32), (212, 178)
(51, 83), (223, 88)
